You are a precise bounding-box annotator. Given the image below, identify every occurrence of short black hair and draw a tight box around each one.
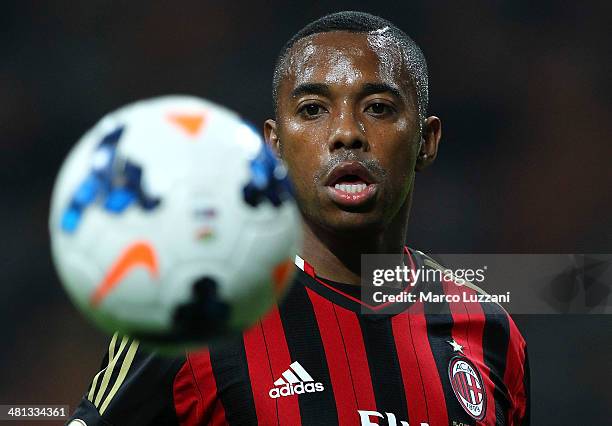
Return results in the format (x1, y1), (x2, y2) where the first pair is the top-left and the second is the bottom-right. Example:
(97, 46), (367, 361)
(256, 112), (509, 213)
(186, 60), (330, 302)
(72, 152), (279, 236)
(272, 11), (429, 121)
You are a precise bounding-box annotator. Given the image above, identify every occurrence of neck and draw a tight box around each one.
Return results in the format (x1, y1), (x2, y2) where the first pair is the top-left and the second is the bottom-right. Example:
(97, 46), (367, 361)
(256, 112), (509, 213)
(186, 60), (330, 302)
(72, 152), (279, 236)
(301, 202), (411, 285)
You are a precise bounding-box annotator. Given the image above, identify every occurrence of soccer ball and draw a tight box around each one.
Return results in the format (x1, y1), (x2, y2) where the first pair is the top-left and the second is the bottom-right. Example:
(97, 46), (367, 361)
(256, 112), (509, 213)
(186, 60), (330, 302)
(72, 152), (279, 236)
(49, 96), (301, 350)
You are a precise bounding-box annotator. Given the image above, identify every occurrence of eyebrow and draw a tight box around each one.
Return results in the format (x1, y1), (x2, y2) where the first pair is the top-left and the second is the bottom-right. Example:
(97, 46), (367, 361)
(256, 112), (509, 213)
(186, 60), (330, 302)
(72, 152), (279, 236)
(360, 83), (402, 100)
(290, 83), (331, 99)
(290, 82), (402, 100)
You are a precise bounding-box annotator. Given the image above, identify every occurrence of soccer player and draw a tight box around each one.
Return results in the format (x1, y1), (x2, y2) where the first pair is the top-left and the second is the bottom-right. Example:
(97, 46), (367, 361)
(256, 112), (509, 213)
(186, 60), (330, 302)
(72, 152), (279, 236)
(68, 11), (529, 426)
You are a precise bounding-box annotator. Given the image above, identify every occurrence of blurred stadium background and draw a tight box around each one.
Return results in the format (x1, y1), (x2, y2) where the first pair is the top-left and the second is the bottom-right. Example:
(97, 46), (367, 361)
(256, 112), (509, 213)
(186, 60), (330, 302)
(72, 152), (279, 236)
(1, 1), (610, 424)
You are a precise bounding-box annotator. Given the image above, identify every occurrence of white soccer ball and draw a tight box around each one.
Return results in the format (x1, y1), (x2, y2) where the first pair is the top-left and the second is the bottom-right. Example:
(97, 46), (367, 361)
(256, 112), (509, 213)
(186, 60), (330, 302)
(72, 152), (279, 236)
(49, 95), (301, 350)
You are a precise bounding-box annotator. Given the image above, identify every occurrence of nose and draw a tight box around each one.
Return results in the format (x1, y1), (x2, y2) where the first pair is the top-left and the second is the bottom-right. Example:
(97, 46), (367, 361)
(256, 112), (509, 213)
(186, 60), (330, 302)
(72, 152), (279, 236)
(327, 109), (368, 152)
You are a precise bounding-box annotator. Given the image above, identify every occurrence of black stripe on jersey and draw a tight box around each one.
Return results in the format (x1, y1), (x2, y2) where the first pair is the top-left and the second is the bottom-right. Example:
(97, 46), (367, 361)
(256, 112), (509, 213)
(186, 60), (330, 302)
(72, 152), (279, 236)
(112, 348), (184, 425)
(424, 284), (474, 425)
(358, 316), (409, 423)
(209, 336), (258, 425)
(278, 282), (338, 426)
(481, 302), (511, 426)
(522, 350), (531, 426)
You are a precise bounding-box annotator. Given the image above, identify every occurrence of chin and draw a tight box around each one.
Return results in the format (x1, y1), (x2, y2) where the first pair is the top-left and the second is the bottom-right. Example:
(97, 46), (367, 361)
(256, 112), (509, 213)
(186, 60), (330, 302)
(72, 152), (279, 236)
(322, 211), (387, 235)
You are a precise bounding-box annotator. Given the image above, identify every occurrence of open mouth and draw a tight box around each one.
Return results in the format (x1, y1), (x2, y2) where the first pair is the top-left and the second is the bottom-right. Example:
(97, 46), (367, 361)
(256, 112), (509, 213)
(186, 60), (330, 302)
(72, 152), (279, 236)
(324, 162), (378, 207)
(332, 175), (369, 194)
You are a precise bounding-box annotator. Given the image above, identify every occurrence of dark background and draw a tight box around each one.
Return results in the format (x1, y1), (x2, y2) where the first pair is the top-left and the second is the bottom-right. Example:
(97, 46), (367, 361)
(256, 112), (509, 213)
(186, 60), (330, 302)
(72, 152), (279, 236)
(1, 1), (611, 424)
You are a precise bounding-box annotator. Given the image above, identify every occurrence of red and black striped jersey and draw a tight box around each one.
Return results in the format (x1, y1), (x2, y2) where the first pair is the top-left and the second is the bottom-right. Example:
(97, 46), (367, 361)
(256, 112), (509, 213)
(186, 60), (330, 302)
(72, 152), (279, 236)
(68, 248), (530, 426)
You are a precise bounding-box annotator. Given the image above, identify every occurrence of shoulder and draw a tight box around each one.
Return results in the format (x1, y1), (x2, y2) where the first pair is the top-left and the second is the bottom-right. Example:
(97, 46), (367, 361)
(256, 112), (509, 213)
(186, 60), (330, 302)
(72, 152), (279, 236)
(413, 249), (527, 349)
(68, 333), (187, 426)
(414, 249), (530, 414)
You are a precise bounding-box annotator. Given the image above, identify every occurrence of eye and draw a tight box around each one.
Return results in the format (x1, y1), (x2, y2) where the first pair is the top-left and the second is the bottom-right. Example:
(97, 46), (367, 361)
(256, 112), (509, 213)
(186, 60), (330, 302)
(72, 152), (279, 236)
(298, 103), (326, 118)
(305, 104), (321, 115)
(365, 102), (394, 116)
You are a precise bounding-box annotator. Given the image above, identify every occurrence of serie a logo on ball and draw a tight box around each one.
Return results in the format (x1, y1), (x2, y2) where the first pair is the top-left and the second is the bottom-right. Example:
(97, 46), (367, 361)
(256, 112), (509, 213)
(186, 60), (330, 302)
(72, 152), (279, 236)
(448, 356), (487, 420)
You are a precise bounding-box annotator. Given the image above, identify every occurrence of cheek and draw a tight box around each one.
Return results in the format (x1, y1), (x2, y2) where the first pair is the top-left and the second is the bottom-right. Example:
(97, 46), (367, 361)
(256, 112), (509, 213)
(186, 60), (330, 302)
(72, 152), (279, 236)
(279, 119), (328, 174)
(373, 122), (418, 166)
(279, 128), (323, 196)
(372, 130), (419, 192)
(282, 117), (305, 135)
(388, 153), (415, 192)
(282, 117), (329, 147)
(286, 156), (313, 191)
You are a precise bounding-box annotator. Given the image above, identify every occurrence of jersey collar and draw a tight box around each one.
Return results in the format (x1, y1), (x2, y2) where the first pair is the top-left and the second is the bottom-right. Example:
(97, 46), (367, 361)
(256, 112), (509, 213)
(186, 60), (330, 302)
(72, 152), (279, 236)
(293, 246), (424, 316)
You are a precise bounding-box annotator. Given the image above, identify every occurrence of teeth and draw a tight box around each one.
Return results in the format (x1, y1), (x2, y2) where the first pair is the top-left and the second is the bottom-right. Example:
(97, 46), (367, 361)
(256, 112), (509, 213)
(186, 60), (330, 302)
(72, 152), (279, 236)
(334, 183), (367, 193)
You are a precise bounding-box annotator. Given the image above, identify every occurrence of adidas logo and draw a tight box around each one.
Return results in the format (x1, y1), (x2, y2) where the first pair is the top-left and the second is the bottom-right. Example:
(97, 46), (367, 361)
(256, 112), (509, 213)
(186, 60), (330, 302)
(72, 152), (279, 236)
(268, 361), (324, 399)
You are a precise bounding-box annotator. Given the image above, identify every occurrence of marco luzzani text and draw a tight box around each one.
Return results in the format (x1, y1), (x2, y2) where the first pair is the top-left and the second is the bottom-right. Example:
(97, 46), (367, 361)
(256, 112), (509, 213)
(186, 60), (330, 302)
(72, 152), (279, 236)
(370, 265), (511, 304)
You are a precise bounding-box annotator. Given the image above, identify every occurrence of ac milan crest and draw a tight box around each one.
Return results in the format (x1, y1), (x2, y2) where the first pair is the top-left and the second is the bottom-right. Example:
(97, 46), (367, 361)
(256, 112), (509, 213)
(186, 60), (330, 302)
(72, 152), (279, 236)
(448, 356), (487, 420)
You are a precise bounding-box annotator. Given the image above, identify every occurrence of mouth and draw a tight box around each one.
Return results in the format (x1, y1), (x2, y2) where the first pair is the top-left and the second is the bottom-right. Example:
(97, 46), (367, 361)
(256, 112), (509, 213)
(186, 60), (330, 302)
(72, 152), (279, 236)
(324, 161), (378, 207)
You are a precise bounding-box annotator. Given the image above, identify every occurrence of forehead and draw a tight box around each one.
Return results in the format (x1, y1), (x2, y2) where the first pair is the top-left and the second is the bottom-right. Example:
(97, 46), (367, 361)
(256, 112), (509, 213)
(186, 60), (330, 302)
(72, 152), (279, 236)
(283, 31), (407, 91)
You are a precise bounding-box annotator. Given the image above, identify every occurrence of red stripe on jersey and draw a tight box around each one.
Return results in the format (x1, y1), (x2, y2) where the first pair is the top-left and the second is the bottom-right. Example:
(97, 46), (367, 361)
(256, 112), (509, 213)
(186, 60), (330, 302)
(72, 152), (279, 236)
(304, 261), (315, 277)
(243, 322), (275, 424)
(444, 280), (496, 426)
(261, 306), (302, 426)
(244, 307), (301, 426)
(306, 287), (361, 424)
(174, 350), (227, 426)
(173, 360), (201, 426)
(392, 303), (448, 425)
(330, 297), (377, 411)
(504, 317), (527, 425)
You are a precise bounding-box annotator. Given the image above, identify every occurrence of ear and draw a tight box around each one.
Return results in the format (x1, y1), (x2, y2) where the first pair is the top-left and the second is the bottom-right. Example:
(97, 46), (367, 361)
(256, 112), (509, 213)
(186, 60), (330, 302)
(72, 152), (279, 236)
(415, 116), (442, 172)
(264, 119), (281, 158)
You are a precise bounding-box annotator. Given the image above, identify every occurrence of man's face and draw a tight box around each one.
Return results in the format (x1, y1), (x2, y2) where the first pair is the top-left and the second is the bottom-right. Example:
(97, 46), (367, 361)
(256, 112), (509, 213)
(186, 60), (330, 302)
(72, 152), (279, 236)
(270, 31), (422, 234)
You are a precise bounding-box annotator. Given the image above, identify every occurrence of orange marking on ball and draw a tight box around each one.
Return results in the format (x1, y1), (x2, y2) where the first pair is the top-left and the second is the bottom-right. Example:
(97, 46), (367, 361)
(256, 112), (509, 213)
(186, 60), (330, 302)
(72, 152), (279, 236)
(90, 241), (159, 307)
(167, 113), (205, 136)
